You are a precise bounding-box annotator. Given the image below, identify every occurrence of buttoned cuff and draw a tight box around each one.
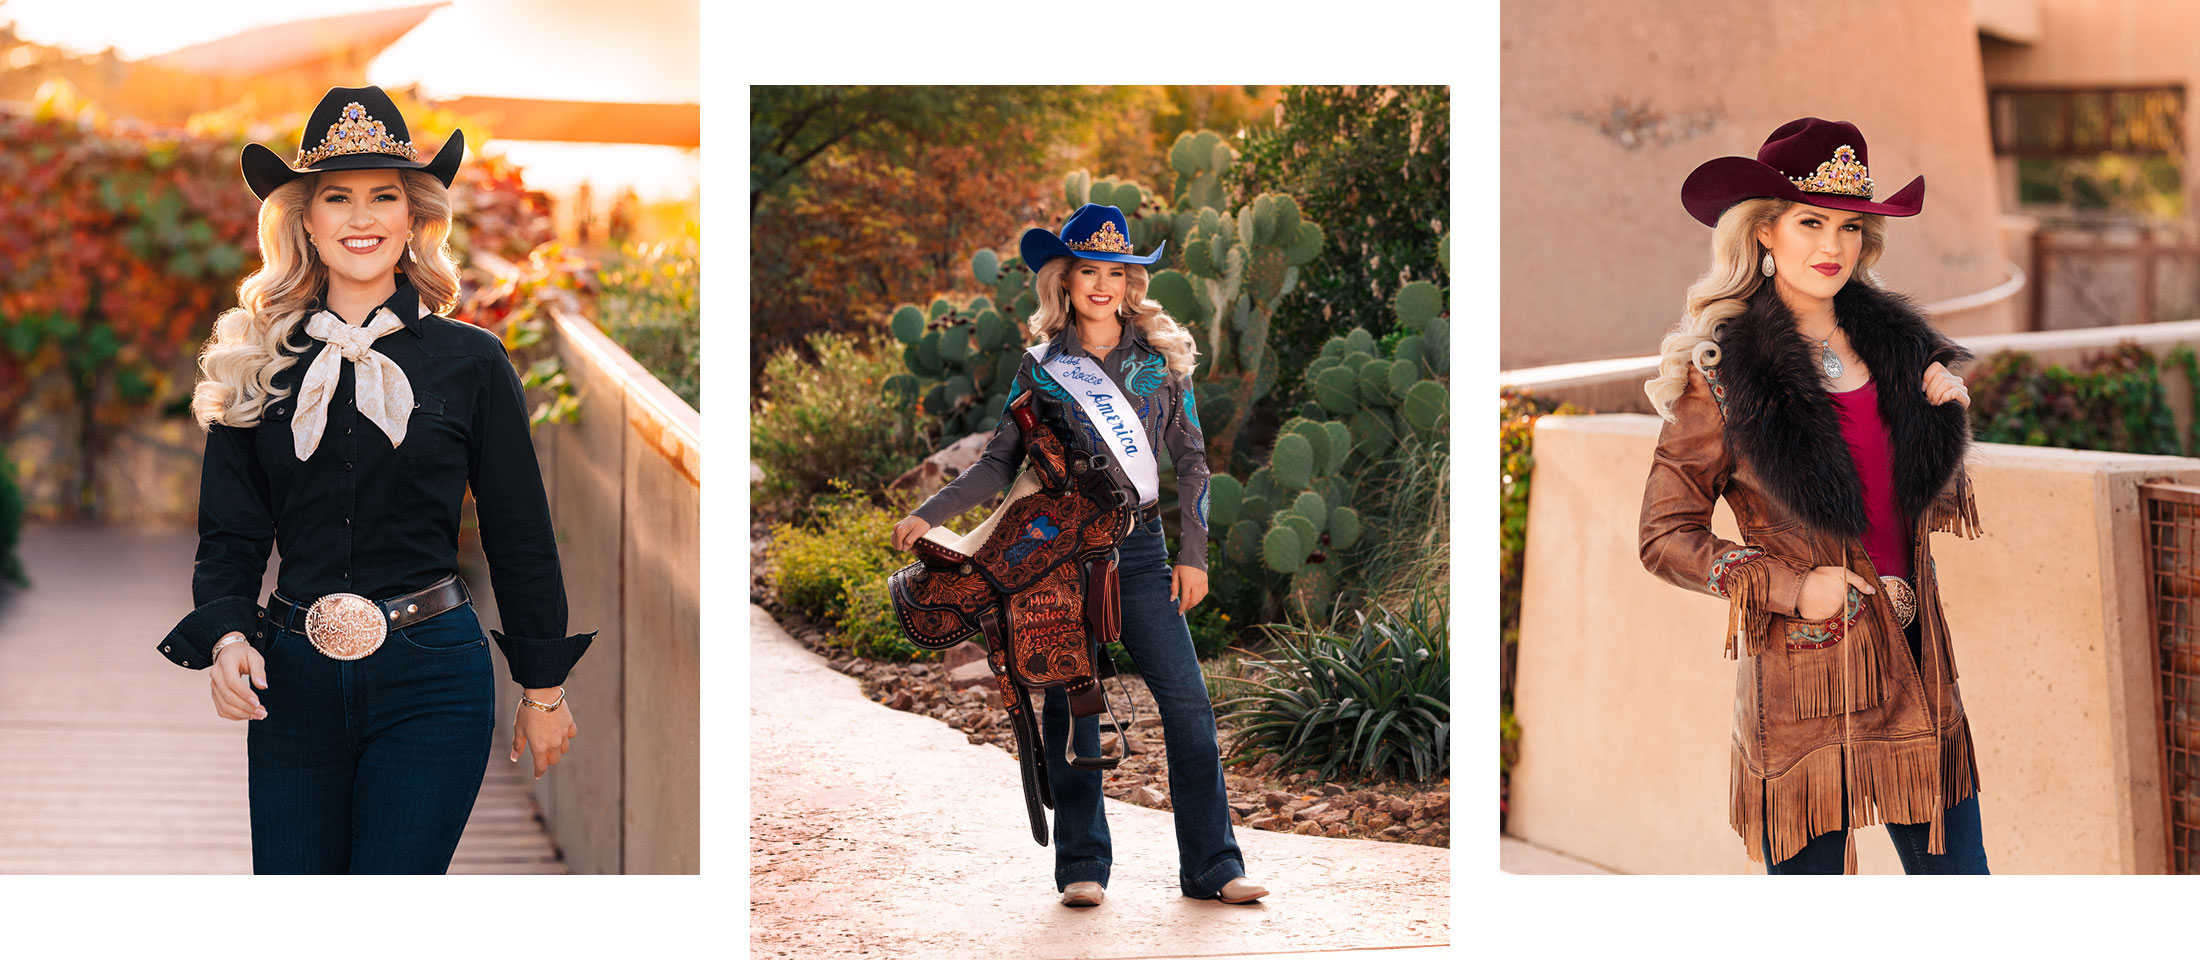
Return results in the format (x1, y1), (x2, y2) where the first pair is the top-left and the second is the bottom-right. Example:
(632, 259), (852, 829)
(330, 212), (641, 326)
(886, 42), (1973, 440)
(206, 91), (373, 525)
(492, 629), (597, 688)
(157, 595), (271, 670)
(1175, 537), (1208, 572)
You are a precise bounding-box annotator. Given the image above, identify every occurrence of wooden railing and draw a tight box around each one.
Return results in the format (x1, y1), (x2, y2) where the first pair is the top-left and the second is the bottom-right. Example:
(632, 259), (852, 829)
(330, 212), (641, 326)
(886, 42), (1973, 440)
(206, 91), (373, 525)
(475, 302), (700, 874)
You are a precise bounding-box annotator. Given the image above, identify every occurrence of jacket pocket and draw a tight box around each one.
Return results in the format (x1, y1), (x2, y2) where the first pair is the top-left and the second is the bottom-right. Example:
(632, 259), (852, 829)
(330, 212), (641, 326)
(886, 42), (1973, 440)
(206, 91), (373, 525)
(1770, 586), (1891, 720)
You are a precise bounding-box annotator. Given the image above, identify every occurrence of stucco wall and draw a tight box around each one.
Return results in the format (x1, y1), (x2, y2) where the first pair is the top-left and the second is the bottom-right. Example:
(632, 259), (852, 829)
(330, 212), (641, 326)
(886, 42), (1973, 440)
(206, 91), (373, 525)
(1508, 414), (2178, 873)
(1501, 0), (2014, 368)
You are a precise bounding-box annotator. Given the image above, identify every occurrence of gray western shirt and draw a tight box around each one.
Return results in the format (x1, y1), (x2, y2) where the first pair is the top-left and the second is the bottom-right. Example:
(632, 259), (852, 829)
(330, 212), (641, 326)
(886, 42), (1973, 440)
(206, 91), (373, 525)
(911, 318), (1212, 570)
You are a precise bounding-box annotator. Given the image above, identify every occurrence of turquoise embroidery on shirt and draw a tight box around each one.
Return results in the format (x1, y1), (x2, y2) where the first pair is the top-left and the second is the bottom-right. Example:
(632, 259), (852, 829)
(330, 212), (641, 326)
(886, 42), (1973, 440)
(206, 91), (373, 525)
(1122, 355), (1167, 398)
(1183, 383), (1201, 432)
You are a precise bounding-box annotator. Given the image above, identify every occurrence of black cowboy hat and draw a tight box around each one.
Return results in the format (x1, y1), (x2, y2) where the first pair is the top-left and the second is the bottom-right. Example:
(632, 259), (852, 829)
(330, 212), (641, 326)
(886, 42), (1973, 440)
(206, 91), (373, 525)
(1681, 117), (1924, 228)
(241, 85), (465, 201)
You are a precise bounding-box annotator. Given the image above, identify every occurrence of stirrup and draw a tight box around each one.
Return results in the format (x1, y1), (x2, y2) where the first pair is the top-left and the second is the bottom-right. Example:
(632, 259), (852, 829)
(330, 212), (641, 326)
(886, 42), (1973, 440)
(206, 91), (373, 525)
(1065, 669), (1137, 771)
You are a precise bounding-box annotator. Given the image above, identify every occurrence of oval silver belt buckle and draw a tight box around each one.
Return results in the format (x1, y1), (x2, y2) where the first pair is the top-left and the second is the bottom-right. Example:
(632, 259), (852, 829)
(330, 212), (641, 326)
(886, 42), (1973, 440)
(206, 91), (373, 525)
(304, 592), (388, 660)
(1879, 575), (1917, 629)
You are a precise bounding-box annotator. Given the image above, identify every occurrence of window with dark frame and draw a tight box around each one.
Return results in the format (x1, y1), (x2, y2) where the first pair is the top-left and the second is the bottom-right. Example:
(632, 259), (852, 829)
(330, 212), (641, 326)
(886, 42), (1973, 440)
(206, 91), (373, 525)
(1990, 86), (2183, 157)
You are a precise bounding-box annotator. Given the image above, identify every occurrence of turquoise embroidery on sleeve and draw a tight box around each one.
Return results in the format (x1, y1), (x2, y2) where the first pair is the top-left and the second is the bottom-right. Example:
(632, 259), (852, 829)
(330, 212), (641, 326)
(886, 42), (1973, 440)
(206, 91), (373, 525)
(1195, 479), (1210, 528)
(1183, 383), (1201, 432)
(1030, 361), (1071, 400)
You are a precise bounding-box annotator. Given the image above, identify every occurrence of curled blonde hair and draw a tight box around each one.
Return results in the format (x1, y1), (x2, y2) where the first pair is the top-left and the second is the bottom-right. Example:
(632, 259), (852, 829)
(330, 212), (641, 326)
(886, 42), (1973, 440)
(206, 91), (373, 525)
(1027, 257), (1199, 378)
(193, 169), (461, 429)
(1644, 198), (1889, 420)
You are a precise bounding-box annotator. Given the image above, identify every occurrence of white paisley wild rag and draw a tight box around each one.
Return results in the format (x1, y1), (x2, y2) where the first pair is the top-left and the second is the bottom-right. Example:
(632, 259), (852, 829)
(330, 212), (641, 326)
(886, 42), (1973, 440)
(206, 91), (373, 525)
(292, 306), (420, 460)
(1027, 342), (1159, 504)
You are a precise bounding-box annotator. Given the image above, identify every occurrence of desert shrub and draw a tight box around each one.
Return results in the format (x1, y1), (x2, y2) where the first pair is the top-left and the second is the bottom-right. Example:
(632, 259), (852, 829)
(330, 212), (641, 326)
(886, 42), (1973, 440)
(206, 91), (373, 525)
(752, 332), (928, 520)
(767, 479), (992, 662)
(1214, 587), (1450, 786)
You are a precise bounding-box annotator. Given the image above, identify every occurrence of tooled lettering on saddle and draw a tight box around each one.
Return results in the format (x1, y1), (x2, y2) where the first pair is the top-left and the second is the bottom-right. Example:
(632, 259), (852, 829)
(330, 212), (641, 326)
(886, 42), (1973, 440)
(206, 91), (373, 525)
(1009, 564), (1088, 685)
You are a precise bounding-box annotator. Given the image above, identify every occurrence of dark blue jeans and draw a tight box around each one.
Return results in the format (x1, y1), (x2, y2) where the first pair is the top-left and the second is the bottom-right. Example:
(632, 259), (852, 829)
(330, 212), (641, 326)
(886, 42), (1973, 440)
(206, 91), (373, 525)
(1041, 516), (1246, 897)
(1762, 793), (1991, 874)
(247, 601), (496, 874)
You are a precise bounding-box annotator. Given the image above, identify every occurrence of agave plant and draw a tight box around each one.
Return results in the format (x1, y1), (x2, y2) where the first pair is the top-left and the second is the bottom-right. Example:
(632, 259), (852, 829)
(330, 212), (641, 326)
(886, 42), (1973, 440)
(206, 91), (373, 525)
(1214, 588), (1449, 785)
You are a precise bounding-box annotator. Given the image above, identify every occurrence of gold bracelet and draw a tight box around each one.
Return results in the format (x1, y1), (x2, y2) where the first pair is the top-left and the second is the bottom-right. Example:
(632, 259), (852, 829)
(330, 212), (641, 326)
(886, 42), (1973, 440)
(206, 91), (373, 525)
(521, 688), (566, 712)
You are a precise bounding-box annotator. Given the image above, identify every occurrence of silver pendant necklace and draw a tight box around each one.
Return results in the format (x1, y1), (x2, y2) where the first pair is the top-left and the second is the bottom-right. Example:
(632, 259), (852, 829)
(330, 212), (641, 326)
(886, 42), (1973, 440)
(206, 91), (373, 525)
(1820, 337), (1844, 379)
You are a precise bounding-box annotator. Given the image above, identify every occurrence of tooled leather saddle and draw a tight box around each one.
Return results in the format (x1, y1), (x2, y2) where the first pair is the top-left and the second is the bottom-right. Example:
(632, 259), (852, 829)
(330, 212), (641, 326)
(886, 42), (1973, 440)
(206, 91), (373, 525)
(887, 392), (1136, 846)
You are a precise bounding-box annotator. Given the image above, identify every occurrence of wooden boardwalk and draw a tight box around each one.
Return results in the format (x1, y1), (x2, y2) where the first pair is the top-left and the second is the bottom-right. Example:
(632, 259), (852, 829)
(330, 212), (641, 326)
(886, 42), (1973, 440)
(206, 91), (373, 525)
(0, 523), (563, 874)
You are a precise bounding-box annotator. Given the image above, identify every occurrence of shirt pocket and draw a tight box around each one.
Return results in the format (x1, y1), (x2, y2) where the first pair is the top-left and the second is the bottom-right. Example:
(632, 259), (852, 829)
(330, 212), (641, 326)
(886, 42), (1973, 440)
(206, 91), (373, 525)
(254, 398), (298, 469)
(399, 390), (463, 460)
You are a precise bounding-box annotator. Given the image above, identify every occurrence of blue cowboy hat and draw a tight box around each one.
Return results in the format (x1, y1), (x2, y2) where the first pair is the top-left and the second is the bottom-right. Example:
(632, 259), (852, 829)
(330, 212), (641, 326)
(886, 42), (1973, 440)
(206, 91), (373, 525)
(1019, 204), (1166, 272)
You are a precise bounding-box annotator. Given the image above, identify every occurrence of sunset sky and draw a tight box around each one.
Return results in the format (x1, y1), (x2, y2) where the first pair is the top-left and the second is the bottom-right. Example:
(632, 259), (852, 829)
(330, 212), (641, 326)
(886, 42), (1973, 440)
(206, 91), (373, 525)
(0, 0), (699, 200)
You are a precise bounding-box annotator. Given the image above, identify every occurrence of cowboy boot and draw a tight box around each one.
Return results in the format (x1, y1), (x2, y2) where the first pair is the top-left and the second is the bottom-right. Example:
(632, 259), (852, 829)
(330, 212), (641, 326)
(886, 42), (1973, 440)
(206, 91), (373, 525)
(1211, 877), (1269, 904)
(1060, 881), (1105, 907)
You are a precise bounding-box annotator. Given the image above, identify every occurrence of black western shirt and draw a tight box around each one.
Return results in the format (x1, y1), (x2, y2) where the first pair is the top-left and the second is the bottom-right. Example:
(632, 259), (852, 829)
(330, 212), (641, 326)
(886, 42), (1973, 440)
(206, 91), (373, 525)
(912, 319), (1212, 571)
(159, 279), (594, 687)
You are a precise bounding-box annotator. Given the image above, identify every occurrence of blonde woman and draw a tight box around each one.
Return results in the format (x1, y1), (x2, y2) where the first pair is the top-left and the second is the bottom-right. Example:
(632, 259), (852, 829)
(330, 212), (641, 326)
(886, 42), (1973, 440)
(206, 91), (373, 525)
(890, 204), (1267, 906)
(1640, 118), (1986, 874)
(158, 86), (594, 874)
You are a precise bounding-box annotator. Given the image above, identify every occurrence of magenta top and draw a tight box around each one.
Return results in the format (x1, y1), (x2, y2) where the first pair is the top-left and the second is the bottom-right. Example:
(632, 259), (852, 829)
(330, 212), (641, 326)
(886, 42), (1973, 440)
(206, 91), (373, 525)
(1827, 378), (1910, 579)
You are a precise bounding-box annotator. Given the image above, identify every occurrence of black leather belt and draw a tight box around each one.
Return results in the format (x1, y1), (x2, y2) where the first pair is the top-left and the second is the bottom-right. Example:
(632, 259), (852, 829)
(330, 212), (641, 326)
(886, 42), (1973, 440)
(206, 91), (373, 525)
(268, 574), (471, 635)
(1137, 501), (1160, 524)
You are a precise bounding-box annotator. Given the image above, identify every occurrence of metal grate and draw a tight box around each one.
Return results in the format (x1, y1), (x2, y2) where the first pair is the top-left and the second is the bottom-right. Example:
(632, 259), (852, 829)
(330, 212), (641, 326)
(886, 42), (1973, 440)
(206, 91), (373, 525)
(2141, 482), (2200, 873)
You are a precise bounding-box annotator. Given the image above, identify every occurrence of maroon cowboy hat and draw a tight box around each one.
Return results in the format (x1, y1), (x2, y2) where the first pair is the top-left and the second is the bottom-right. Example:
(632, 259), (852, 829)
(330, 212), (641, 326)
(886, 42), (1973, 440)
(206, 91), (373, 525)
(1681, 117), (1923, 228)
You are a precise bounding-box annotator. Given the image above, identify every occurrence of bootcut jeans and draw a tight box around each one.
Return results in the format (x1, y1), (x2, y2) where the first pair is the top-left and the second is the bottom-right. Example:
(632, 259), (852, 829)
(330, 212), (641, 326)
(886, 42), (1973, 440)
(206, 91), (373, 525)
(1040, 515), (1247, 897)
(246, 600), (496, 873)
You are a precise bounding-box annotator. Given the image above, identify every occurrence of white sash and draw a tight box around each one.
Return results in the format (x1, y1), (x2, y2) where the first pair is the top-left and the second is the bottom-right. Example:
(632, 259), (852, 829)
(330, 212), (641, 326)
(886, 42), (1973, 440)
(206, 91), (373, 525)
(1027, 342), (1160, 504)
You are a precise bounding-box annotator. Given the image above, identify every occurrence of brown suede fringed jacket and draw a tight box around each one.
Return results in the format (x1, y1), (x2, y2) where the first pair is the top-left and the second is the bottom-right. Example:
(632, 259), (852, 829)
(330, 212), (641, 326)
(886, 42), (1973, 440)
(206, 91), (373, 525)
(1639, 280), (1983, 869)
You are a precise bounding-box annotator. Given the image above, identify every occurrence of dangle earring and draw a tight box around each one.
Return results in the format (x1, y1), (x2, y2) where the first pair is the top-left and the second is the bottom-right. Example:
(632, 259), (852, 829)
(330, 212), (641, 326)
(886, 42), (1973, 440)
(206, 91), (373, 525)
(1760, 250), (1776, 277)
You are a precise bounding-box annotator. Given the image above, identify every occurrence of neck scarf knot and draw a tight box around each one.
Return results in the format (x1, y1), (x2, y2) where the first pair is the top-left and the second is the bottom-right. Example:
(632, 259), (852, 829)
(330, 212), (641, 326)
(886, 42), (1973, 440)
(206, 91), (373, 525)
(293, 307), (415, 461)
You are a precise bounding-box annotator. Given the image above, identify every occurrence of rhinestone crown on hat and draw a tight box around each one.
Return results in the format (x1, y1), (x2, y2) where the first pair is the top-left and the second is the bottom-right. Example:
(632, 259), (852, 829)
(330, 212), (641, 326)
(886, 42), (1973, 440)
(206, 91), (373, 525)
(295, 102), (418, 168)
(1789, 144), (1875, 199)
(1066, 220), (1134, 255)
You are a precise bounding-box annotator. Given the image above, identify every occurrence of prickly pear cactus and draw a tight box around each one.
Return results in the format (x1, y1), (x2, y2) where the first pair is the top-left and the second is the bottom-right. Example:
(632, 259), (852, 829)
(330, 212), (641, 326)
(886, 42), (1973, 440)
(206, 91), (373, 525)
(1143, 130), (1324, 472)
(1234, 237), (1449, 620)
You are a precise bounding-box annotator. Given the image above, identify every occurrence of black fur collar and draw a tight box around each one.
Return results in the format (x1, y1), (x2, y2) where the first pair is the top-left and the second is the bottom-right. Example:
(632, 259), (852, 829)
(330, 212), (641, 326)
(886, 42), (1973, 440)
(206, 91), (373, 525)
(1713, 280), (1974, 537)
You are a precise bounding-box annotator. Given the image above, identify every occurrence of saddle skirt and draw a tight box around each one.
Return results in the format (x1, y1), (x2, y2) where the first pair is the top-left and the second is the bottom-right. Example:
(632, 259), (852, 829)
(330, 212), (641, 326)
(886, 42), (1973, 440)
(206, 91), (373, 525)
(887, 394), (1133, 688)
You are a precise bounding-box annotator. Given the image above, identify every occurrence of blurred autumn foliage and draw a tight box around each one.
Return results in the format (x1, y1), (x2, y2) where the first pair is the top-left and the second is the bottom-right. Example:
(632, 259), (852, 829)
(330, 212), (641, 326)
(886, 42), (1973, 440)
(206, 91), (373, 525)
(749, 142), (1051, 361)
(0, 93), (257, 517)
(748, 85), (1284, 374)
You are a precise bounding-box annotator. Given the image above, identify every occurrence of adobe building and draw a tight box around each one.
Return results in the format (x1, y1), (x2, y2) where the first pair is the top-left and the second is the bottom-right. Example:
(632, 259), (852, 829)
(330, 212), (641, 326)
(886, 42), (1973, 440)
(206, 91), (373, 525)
(1501, 0), (2198, 369)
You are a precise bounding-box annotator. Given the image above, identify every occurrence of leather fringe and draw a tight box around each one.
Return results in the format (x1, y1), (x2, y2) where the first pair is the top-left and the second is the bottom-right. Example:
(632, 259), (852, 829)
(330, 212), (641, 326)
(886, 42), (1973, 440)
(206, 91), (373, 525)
(1790, 638), (1885, 720)
(1929, 474), (1982, 540)
(1722, 557), (1779, 660)
(1731, 725), (1978, 866)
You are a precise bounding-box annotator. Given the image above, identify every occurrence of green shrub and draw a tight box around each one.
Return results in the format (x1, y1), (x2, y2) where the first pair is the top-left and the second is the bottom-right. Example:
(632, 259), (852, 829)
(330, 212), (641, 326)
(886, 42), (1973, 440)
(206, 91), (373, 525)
(752, 332), (929, 520)
(0, 453), (25, 587)
(1214, 586), (1450, 786)
(594, 232), (700, 410)
(767, 479), (993, 662)
(835, 572), (939, 662)
(1969, 342), (2184, 454)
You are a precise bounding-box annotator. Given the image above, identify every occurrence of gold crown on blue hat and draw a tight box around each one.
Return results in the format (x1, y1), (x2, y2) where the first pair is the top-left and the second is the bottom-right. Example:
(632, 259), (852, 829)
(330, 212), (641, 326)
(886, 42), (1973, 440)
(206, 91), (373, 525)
(1066, 220), (1134, 255)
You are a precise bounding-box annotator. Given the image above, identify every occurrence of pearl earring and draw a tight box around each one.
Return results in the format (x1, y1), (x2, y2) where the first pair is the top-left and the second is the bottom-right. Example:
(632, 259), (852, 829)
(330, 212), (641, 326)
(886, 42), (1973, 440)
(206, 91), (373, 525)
(1760, 251), (1776, 277)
